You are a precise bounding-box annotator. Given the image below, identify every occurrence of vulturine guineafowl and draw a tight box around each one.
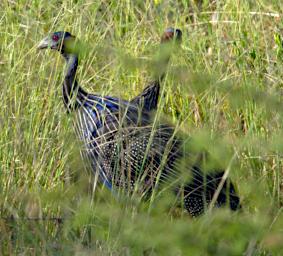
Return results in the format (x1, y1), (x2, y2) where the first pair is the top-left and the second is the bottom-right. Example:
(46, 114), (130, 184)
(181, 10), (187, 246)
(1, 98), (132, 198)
(131, 28), (182, 111)
(38, 29), (240, 216)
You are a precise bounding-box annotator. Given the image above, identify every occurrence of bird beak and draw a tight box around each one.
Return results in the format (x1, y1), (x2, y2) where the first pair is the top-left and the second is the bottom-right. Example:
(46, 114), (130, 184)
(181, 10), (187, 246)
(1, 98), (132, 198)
(37, 36), (51, 50)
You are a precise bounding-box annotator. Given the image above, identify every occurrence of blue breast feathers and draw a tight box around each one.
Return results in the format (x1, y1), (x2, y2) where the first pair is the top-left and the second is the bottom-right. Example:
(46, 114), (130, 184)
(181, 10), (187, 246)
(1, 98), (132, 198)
(79, 94), (140, 141)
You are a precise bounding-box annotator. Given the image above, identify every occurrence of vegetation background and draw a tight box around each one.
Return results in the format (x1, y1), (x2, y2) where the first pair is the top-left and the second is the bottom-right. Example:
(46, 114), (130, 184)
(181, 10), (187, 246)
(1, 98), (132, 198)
(1, 0), (283, 255)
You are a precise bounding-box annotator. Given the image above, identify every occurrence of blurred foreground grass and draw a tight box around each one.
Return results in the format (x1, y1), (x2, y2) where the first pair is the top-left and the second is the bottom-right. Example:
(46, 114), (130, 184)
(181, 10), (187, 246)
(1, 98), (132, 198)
(1, 0), (283, 255)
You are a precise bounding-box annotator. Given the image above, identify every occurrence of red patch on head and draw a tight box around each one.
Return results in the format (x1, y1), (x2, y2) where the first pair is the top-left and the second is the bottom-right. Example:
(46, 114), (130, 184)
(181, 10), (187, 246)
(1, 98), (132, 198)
(52, 34), (59, 41)
(161, 31), (174, 42)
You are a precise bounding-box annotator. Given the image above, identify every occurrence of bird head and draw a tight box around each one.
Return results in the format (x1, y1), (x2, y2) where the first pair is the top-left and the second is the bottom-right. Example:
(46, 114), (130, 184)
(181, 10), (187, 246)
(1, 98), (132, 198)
(37, 31), (76, 53)
(160, 28), (182, 44)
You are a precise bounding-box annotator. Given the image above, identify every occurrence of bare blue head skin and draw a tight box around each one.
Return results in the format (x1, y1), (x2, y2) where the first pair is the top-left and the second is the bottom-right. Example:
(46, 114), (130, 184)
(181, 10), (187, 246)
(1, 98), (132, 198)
(37, 31), (75, 53)
(38, 31), (82, 111)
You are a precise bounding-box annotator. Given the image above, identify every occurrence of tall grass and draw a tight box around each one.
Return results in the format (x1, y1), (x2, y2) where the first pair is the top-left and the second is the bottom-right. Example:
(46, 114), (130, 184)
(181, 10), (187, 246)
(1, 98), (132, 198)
(1, 0), (283, 255)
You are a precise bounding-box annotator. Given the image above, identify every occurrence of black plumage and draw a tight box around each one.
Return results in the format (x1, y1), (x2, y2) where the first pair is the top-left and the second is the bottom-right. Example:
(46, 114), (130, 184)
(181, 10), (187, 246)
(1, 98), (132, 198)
(38, 29), (240, 216)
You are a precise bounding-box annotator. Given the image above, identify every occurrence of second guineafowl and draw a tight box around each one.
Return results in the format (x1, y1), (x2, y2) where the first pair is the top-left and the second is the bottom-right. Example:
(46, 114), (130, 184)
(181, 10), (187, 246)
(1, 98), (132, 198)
(131, 28), (182, 111)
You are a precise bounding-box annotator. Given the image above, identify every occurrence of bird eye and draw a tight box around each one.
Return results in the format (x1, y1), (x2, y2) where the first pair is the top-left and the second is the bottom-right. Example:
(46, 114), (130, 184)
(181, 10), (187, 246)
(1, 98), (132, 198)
(52, 34), (59, 41)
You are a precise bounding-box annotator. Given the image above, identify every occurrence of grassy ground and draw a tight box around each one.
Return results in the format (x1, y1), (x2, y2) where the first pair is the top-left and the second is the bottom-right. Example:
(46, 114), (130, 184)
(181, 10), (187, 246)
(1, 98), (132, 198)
(1, 0), (283, 255)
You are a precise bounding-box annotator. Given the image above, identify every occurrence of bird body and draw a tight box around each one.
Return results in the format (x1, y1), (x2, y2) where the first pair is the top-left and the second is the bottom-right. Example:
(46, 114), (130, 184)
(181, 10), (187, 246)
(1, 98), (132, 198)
(38, 29), (240, 216)
(73, 90), (176, 191)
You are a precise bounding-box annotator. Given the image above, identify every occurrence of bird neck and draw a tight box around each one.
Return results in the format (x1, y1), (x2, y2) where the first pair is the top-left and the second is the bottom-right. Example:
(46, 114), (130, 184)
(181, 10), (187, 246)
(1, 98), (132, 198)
(62, 53), (87, 111)
(156, 44), (172, 81)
